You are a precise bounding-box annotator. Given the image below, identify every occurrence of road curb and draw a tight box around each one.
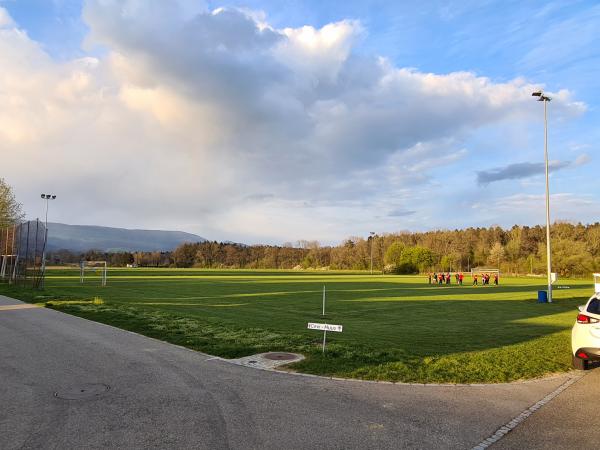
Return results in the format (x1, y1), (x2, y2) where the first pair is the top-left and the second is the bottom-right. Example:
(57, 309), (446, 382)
(469, 373), (585, 449)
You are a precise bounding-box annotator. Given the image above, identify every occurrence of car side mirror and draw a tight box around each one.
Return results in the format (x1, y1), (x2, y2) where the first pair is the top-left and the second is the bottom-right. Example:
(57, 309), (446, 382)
(578, 305), (584, 312)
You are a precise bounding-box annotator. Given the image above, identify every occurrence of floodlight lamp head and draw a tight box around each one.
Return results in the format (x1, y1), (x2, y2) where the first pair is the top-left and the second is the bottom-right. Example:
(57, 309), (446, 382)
(41, 194), (46, 199)
(532, 91), (542, 97)
(51, 195), (56, 199)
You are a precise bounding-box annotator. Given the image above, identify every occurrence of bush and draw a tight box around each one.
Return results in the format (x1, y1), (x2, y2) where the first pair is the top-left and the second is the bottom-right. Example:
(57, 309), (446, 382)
(385, 243), (434, 274)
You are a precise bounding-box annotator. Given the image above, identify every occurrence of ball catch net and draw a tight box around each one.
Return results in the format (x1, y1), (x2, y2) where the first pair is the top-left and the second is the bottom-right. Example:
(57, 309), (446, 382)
(0, 220), (47, 288)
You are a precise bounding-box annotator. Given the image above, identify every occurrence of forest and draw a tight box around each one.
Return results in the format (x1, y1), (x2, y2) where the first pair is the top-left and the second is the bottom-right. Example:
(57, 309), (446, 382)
(49, 222), (600, 277)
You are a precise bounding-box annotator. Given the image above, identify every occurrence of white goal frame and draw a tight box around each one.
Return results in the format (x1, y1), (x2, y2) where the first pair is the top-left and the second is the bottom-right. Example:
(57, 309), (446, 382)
(470, 267), (500, 276)
(0, 254), (18, 281)
(80, 260), (108, 287)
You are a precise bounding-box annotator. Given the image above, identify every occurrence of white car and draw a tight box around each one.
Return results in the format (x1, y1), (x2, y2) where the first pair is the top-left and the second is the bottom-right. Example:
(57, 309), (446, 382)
(572, 293), (600, 370)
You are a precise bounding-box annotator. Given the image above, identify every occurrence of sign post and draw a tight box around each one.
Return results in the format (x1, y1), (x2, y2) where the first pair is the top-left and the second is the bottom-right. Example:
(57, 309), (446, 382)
(308, 323), (343, 353)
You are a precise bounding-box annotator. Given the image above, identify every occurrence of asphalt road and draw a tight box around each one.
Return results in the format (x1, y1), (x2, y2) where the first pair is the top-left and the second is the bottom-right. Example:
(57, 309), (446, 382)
(494, 361), (600, 449)
(0, 294), (595, 449)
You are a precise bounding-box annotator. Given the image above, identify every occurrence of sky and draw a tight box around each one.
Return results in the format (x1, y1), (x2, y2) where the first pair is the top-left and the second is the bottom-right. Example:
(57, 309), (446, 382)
(1, 0), (599, 245)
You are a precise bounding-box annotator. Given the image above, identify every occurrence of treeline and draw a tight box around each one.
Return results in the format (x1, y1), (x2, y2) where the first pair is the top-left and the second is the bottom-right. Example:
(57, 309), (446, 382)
(48, 249), (167, 267)
(49, 222), (600, 277)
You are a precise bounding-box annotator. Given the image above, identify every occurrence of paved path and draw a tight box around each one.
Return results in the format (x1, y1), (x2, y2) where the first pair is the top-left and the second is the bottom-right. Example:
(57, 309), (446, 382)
(494, 364), (600, 449)
(0, 295), (594, 449)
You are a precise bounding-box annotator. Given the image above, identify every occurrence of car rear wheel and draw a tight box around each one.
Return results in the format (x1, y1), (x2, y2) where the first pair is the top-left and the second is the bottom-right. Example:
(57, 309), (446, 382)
(572, 355), (589, 370)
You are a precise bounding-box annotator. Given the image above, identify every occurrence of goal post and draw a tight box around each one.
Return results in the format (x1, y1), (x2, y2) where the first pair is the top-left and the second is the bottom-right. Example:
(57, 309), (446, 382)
(79, 260), (108, 287)
(1, 254), (9, 278)
(0, 254), (20, 284)
(470, 267), (500, 276)
(470, 267), (500, 284)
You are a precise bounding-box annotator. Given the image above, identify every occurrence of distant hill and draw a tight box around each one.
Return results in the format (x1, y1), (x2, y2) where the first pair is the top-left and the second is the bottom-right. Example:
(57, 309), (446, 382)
(46, 222), (206, 253)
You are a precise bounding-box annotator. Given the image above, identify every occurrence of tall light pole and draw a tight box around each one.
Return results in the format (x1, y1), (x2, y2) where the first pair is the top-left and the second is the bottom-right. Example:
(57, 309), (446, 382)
(40, 194), (56, 287)
(532, 90), (553, 303)
(369, 231), (375, 275)
(41, 193), (56, 234)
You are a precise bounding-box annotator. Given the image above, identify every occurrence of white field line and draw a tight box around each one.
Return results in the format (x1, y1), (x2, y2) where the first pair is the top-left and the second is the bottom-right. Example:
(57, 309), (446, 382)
(470, 374), (584, 449)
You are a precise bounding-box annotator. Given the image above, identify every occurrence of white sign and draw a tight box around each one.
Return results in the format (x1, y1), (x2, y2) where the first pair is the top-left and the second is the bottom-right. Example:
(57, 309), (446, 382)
(308, 323), (343, 332)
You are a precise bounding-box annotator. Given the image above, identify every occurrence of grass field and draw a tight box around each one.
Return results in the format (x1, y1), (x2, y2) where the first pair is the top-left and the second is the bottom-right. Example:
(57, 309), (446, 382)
(0, 268), (593, 383)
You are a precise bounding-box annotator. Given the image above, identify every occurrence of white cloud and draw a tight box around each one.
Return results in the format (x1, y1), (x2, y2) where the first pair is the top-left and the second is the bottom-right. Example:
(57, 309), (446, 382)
(0, 6), (14, 28)
(574, 153), (591, 166)
(0, 2), (588, 242)
(274, 20), (362, 83)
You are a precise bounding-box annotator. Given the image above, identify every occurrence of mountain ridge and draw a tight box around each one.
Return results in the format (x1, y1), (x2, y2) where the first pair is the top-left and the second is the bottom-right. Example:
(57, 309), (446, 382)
(46, 222), (206, 252)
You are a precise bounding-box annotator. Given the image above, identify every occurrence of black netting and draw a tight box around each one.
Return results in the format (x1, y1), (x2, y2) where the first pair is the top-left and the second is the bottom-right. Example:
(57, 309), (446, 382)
(0, 220), (48, 288)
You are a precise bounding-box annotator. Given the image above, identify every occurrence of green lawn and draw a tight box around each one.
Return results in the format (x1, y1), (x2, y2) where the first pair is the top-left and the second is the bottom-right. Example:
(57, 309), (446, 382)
(0, 268), (592, 383)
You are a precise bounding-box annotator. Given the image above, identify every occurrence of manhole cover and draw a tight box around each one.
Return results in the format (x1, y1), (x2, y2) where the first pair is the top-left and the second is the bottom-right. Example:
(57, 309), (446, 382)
(54, 383), (110, 400)
(263, 352), (298, 361)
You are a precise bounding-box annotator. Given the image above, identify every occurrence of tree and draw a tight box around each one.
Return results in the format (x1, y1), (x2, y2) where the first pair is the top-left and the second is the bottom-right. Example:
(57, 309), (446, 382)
(384, 243), (433, 274)
(384, 242), (405, 267)
(173, 243), (198, 268)
(488, 242), (505, 269)
(547, 238), (593, 277)
(439, 254), (454, 272)
(0, 178), (23, 226)
(505, 228), (522, 274)
(405, 246), (435, 273)
(586, 225), (600, 257)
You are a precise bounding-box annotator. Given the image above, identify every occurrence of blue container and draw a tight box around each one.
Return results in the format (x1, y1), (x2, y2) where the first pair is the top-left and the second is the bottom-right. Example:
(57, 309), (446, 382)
(537, 290), (548, 303)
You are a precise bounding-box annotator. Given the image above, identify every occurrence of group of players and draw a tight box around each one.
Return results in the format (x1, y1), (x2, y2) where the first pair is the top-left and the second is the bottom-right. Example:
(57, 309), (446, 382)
(427, 272), (499, 286)
(472, 272), (499, 286)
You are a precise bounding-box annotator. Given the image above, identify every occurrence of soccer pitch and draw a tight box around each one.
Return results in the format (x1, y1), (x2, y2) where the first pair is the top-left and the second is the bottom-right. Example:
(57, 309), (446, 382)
(2, 268), (593, 383)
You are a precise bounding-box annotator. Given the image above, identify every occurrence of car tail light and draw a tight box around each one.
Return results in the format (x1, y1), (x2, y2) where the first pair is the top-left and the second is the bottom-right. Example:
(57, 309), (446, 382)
(577, 314), (599, 324)
(577, 351), (589, 359)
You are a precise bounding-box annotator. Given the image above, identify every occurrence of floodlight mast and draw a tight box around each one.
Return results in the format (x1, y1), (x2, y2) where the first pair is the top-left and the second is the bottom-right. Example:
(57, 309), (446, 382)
(41, 194), (56, 229)
(369, 231), (376, 274)
(532, 90), (553, 303)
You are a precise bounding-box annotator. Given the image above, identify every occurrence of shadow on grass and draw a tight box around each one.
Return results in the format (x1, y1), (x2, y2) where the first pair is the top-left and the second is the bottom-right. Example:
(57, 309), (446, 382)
(41, 299), (579, 383)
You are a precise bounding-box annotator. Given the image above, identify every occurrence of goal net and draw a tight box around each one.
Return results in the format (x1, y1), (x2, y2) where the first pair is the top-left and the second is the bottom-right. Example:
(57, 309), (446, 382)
(470, 267), (500, 285)
(1, 220), (47, 287)
(79, 260), (108, 286)
(470, 267), (500, 276)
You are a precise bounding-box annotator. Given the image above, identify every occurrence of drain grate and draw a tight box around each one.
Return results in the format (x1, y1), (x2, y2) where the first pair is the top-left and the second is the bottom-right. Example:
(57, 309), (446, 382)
(224, 352), (305, 370)
(263, 352), (298, 361)
(54, 383), (110, 400)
